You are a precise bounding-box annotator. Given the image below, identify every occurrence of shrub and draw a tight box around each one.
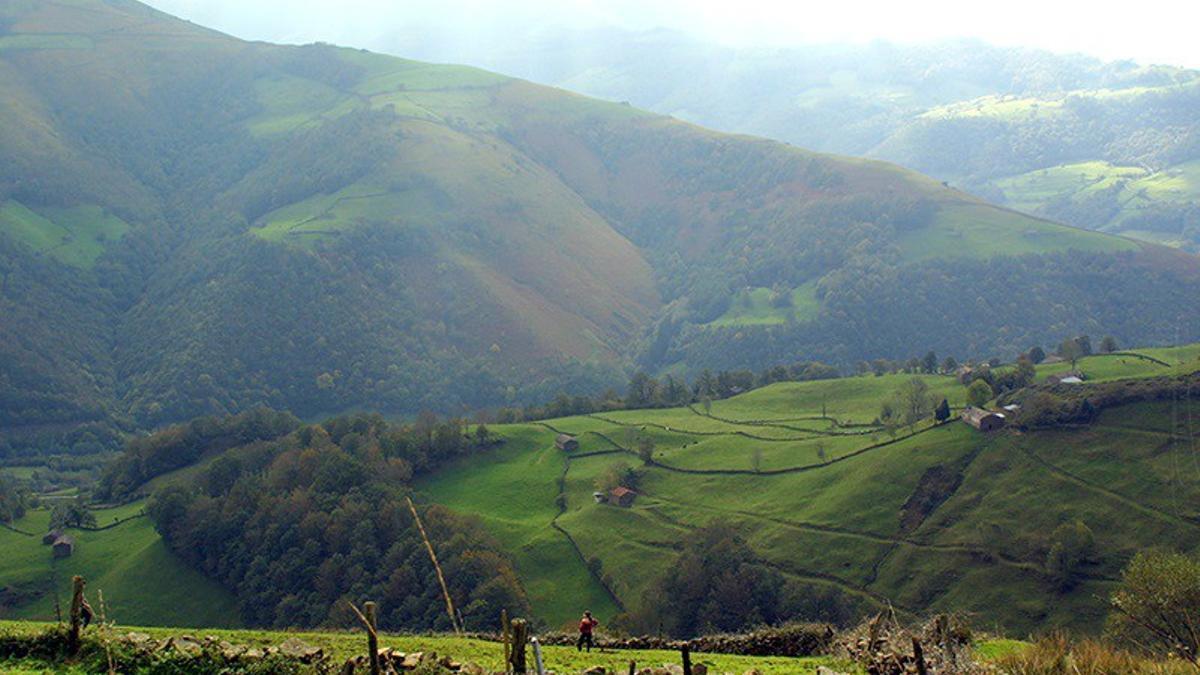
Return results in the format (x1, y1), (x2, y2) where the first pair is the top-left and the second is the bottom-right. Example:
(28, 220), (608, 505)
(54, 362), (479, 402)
(1105, 550), (1200, 661)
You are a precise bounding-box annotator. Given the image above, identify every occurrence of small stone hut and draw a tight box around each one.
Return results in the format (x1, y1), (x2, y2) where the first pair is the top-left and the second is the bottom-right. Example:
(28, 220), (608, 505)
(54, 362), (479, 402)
(52, 535), (74, 559)
(961, 407), (1006, 432)
(555, 434), (579, 452)
(42, 529), (63, 545)
(609, 486), (637, 507)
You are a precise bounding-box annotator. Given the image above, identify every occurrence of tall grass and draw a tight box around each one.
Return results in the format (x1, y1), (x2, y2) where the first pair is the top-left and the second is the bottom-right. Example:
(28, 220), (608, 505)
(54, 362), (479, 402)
(993, 633), (1199, 674)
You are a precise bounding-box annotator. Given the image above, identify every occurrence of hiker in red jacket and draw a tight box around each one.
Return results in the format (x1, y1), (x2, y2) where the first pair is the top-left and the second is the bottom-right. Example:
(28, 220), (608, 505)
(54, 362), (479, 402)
(576, 610), (599, 652)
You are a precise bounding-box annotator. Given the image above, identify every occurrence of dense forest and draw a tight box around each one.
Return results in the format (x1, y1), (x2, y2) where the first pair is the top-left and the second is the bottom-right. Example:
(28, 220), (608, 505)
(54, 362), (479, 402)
(3, 0), (1200, 459)
(137, 411), (528, 630)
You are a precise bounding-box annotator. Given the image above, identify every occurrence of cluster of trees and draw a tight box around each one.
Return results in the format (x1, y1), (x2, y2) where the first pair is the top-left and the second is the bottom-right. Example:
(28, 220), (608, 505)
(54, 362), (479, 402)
(0, 474), (31, 523)
(97, 408), (302, 501)
(48, 498), (97, 531)
(1045, 520), (1096, 592)
(145, 411), (525, 630)
(669, 251), (1199, 376)
(616, 522), (862, 637)
(879, 378), (945, 431)
(494, 361), (839, 423)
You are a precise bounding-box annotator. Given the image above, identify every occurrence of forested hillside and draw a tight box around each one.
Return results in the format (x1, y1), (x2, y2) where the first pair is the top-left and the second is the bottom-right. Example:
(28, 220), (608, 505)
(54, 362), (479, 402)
(3, 0), (1200, 457)
(402, 30), (1200, 250)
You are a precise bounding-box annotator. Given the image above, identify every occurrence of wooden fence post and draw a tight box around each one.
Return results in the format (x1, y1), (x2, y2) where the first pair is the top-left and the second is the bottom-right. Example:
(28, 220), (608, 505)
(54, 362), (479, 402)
(681, 642), (692, 675)
(627, 660), (636, 675)
(67, 576), (85, 656)
(365, 602), (381, 675)
(501, 609), (510, 670)
(911, 636), (928, 675)
(509, 618), (528, 674)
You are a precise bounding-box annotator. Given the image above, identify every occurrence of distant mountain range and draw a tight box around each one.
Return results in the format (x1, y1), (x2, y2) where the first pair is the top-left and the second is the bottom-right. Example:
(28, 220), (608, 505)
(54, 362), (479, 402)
(388, 27), (1200, 251)
(2, 1), (1199, 455)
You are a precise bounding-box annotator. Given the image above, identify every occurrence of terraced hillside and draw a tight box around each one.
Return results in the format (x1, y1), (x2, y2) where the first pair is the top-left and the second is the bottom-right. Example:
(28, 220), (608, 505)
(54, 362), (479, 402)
(4, 0), (1200, 459)
(420, 348), (1200, 633)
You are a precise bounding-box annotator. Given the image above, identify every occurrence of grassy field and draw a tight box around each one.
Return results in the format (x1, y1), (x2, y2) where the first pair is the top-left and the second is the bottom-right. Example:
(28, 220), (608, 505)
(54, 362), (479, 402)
(0, 200), (129, 269)
(897, 203), (1137, 262)
(0, 621), (856, 674)
(0, 501), (239, 628)
(990, 159), (1200, 246)
(420, 348), (1200, 633)
(704, 282), (821, 327)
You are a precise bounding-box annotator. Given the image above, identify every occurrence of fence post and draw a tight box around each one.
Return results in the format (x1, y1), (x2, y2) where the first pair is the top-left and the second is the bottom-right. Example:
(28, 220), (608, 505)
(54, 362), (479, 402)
(509, 618), (528, 674)
(681, 642), (692, 675)
(627, 660), (636, 675)
(502, 609), (510, 670)
(365, 602), (381, 675)
(67, 576), (85, 656)
(912, 636), (928, 675)
(531, 636), (545, 675)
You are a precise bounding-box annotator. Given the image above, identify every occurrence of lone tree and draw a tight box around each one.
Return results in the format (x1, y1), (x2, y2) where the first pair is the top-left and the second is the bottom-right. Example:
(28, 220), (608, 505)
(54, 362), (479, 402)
(934, 399), (951, 422)
(895, 377), (935, 429)
(966, 379), (994, 408)
(636, 436), (656, 465)
(1100, 335), (1118, 353)
(1059, 339), (1084, 369)
(1027, 346), (1046, 364)
(1046, 520), (1095, 592)
(1106, 550), (1200, 661)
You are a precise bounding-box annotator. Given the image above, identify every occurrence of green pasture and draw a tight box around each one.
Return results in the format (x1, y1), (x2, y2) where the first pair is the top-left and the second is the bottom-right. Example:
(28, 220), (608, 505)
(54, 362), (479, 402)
(0, 501), (239, 628)
(0, 201), (129, 269)
(421, 356), (1200, 632)
(705, 281), (820, 327)
(897, 203), (1136, 262)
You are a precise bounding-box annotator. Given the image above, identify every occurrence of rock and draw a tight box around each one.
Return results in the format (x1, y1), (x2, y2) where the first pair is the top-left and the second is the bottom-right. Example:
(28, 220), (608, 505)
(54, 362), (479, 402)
(742, 670), (764, 675)
(173, 636), (203, 658)
(222, 645), (245, 661)
(243, 647), (265, 660)
(401, 652), (423, 669)
(816, 668), (848, 675)
(582, 667), (608, 675)
(458, 664), (487, 675)
(278, 637), (324, 662)
(659, 665), (684, 675)
(692, 665), (708, 675)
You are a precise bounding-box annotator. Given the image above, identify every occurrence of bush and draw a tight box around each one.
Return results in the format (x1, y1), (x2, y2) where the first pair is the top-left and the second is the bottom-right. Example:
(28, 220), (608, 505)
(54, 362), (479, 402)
(1105, 550), (1200, 661)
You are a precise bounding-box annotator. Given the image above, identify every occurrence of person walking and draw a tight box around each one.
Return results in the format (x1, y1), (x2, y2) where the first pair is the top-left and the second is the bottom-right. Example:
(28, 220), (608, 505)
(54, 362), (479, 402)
(576, 610), (599, 652)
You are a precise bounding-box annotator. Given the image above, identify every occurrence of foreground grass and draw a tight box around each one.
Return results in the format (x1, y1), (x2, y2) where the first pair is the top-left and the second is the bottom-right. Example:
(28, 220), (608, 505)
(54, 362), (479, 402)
(0, 621), (855, 674)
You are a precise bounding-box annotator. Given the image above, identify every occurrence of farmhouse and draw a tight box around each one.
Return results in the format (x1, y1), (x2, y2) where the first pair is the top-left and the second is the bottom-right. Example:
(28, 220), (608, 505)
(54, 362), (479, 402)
(52, 535), (74, 559)
(961, 407), (1006, 431)
(555, 434), (579, 452)
(42, 529), (62, 545)
(609, 486), (637, 507)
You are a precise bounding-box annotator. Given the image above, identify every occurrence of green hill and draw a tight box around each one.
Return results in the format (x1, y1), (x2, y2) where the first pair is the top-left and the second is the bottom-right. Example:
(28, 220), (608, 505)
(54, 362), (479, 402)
(3, 0), (1200, 458)
(406, 31), (1200, 252)
(418, 348), (1200, 633)
(0, 500), (238, 627)
(4, 344), (1198, 635)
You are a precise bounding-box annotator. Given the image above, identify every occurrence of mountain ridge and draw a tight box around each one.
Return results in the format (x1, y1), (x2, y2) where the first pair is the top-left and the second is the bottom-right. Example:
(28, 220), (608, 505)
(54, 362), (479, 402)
(2, 0), (1199, 456)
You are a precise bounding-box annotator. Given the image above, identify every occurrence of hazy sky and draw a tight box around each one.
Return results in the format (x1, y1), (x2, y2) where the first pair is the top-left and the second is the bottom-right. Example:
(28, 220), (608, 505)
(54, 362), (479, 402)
(148, 0), (1200, 68)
